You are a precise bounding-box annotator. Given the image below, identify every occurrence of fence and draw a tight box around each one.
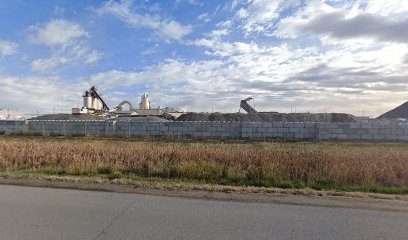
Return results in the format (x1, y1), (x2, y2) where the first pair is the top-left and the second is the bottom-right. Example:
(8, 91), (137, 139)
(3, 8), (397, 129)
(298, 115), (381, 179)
(1, 120), (408, 141)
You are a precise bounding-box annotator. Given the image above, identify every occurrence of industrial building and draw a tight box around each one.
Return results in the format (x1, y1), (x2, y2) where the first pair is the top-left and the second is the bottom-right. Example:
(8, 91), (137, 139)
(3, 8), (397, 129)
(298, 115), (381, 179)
(0, 109), (25, 120)
(72, 86), (185, 117)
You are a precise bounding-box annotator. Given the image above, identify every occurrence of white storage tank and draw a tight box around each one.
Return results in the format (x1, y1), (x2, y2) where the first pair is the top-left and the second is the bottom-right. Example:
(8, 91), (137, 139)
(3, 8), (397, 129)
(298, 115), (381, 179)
(91, 98), (102, 110)
(140, 93), (150, 110)
(95, 98), (103, 110)
(83, 96), (92, 109)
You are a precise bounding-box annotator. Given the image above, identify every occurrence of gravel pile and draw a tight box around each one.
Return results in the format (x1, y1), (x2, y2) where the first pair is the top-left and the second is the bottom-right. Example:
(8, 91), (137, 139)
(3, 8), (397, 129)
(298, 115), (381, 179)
(29, 114), (107, 120)
(116, 116), (169, 122)
(377, 101), (408, 119)
(177, 112), (357, 122)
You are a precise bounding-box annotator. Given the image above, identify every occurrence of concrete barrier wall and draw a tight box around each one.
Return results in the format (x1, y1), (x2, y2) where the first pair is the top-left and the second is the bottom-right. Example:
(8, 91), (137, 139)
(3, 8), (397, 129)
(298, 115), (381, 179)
(1, 120), (408, 141)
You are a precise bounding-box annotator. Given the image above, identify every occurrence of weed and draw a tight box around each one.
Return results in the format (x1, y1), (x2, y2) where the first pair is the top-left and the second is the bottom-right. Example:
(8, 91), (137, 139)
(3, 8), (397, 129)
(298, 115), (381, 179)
(0, 137), (407, 194)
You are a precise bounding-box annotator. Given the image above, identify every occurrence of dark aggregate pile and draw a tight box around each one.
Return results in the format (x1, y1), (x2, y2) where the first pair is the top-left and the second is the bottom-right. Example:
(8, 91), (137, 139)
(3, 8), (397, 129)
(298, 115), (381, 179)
(377, 101), (408, 119)
(176, 112), (357, 123)
(29, 114), (106, 120)
(116, 116), (169, 122)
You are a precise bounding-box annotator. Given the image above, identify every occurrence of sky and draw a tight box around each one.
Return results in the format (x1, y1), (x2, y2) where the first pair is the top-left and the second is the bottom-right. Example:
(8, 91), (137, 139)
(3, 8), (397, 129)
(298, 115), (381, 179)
(0, 0), (407, 117)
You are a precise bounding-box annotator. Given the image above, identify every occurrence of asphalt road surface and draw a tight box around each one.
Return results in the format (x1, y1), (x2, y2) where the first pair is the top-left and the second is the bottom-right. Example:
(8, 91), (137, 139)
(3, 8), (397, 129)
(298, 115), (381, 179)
(0, 185), (407, 240)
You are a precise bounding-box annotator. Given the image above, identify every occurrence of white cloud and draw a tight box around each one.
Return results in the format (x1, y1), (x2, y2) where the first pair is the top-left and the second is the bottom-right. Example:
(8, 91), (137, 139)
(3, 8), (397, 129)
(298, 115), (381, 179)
(4, 0), (408, 117)
(94, 2), (408, 116)
(97, 0), (192, 41)
(0, 75), (81, 112)
(28, 19), (101, 72)
(0, 40), (17, 56)
(175, 0), (203, 7)
(197, 13), (211, 23)
(84, 50), (103, 64)
(276, 10), (408, 43)
(29, 19), (88, 46)
(234, 0), (301, 34)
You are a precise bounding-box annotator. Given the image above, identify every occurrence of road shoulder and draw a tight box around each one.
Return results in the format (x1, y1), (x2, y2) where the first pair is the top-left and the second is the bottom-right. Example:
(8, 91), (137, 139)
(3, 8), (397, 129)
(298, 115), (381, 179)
(0, 175), (407, 212)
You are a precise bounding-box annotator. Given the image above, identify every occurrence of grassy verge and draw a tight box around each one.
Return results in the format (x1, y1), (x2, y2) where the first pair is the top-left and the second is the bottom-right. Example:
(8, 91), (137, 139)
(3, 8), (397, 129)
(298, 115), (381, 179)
(0, 136), (407, 195)
(0, 166), (406, 195)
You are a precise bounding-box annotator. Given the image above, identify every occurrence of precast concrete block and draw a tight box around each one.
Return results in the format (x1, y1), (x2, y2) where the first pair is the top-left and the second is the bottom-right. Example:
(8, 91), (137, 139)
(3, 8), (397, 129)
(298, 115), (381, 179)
(241, 122), (254, 128)
(294, 133), (305, 139)
(391, 129), (404, 135)
(294, 123), (305, 128)
(272, 122), (284, 128)
(177, 127), (188, 132)
(334, 134), (348, 140)
(202, 132), (211, 137)
(368, 128), (379, 135)
(373, 135), (386, 140)
(304, 133), (315, 139)
(361, 134), (374, 140)
(304, 123), (316, 128)
(349, 123), (361, 128)
(241, 132), (253, 138)
(242, 127), (252, 133)
(216, 126), (226, 131)
(145, 126), (154, 131)
(283, 132), (295, 139)
(329, 128), (345, 134)
(348, 134), (360, 140)
(288, 127), (299, 133)
(267, 128), (277, 133)
(277, 128), (287, 133)
(211, 122), (223, 127)
(262, 122), (273, 128)
(160, 126), (169, 131)
(318, 133), (330, 140)
(201, 122), (212, 128)
(187, 126), (197, 132)
(398, 135), (408, 141)
(168, 129), (179, 135)
(361, 123), (374, 128)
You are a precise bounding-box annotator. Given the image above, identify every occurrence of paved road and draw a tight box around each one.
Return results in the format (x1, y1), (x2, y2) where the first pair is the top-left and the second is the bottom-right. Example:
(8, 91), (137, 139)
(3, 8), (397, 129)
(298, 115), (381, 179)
(0, 185), (407, 240)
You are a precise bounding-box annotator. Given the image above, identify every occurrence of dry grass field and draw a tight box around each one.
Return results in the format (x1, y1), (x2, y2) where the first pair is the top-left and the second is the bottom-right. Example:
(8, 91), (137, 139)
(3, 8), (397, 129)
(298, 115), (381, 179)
(0, 136), (407, 194)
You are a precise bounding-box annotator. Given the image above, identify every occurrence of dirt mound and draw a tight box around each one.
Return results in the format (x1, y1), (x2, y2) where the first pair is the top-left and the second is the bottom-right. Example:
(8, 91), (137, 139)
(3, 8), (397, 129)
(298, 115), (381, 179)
(377, 101), (408, 119)
(29, 114), (107, 120)
(177, 112), (357, 123)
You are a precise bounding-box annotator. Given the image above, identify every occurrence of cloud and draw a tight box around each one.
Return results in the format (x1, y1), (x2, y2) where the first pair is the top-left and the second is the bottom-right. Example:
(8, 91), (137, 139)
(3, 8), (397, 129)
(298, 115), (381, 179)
(0, 75), (81, 112)
(3, 0), (408, 117)
(197, 13), (211, 23)
(87, 26), (408, 116)
(0, 40), (17, 56)
(278, 11), (408, 43)
(31, 45), (102, 72)
(29, 19), (88, 46)
(175, 0), (203, 7)
(233, 0), (301, 34)
(97, 0), (192, 41)
(28, 19), (101, 72)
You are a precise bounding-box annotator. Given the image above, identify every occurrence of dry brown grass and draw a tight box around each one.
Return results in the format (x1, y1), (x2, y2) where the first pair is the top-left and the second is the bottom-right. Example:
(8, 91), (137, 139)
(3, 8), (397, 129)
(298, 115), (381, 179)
(0, 137), (407, 193)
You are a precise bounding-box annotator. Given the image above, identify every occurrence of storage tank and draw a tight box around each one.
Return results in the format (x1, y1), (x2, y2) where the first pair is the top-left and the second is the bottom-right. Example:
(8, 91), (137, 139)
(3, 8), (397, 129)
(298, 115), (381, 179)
(91, 98), (103, 110)
(83, 90), (92, 109)
(140, 93), (150, 110)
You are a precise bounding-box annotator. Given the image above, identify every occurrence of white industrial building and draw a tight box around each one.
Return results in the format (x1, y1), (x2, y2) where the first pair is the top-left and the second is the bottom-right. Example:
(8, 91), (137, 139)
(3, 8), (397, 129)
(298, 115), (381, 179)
(72, 87), (185, 116)
(0, 109), (25, 120)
